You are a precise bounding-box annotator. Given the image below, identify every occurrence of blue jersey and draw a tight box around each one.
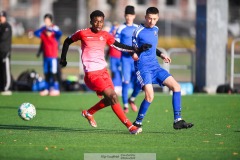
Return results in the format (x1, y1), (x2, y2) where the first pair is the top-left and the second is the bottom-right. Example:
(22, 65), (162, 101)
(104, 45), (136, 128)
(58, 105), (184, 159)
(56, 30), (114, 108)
(133, 24), (160, 72)
(116, 23), (138, 57)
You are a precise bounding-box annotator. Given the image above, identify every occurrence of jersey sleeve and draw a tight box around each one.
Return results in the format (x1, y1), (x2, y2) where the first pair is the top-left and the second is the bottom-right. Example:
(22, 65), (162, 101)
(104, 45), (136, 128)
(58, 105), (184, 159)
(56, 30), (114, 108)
(106, 33), (116, 46)
(115, 27), (121, 42)
(132, 29), (139, 49)
(70, 30), (82, 42)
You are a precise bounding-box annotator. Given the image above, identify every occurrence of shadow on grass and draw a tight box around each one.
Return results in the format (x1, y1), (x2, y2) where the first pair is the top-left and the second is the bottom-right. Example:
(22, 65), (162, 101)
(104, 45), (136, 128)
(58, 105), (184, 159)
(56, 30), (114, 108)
(0, 124), (128, 134)
(0, 106), (80, 112)
(0, 124), (176, 135)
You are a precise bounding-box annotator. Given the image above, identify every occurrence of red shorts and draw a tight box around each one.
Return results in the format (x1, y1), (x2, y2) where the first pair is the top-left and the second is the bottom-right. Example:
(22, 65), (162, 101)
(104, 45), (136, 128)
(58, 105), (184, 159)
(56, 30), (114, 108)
(84, 68), (114, 96)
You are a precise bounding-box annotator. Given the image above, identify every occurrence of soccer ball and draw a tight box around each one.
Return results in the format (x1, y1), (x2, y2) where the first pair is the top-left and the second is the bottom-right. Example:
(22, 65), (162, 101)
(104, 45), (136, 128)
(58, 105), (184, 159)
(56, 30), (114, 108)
(18, 103), (36, 121)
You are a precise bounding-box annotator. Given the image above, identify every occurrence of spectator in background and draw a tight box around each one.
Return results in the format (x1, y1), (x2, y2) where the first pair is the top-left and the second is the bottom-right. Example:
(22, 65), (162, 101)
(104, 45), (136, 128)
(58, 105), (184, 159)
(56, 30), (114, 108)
(108, 21), (122, 96)
(34, 13), (62, 96)
(0, 11), (12, 96)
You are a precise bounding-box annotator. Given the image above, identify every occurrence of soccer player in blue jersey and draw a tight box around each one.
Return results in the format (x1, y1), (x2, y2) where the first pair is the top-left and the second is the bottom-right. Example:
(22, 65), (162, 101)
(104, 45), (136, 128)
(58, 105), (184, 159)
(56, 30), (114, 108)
(132, 7), (194, 130)
(115, 6), (141, 113)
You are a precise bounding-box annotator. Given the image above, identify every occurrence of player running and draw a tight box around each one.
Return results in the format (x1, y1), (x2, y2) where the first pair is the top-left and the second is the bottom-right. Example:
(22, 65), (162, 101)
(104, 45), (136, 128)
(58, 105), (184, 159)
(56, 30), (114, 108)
(60, 10), (151, 134)
(115, 6), (141, 113)
(132, 7), (194, 130)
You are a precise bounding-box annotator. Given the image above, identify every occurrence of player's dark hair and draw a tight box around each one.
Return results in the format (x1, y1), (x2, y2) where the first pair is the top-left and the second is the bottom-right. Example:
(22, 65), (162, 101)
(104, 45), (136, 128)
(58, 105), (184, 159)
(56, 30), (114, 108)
(90, 10), (105, 21)
(44, 13), (53, 22)
(125, 5), (135, 15)
(146, 7), (159, 15)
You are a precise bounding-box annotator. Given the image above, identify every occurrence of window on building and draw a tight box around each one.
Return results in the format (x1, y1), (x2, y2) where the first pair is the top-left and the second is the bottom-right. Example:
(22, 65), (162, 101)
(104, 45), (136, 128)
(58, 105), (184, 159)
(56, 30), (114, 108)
(166, 0), (176, 6)
(137, 0), (146, 5)
(17, 0), (30, 6)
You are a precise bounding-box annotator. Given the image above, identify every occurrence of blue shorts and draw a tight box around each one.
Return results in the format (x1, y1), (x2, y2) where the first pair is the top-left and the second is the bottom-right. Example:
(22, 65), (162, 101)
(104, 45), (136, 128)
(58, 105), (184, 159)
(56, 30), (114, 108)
(43, 57), (58, 74)
(121, 56), (135, 82)
(136, 67), (171, 88)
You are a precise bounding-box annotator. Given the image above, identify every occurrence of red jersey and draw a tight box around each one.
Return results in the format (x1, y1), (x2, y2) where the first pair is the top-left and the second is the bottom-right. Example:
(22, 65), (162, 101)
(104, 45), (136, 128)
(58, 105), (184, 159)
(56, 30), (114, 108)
(109, 46), (121, 58)
(40, 31), (58, 58)
(70, 28), (115, 72)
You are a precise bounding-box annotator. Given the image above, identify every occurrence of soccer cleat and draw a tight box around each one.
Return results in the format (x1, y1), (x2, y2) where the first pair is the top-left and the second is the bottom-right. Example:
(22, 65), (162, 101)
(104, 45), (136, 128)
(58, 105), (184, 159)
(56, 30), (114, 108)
(49, 90), (60, 96)
(128, 99), (138, 112)
(133, 121), (142, 128)
(39, 89), (49, 96)
(123, 107), (129, 113)
(173, 120), (194, 130)
(82, 110), (97, 128)
(1, 90), (12, 96)
(128, 125), (142, 134)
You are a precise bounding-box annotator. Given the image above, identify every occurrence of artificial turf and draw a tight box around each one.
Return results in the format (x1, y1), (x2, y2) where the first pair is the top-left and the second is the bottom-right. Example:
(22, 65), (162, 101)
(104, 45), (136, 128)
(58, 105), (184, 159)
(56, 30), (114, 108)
(0, 92), (239, 160)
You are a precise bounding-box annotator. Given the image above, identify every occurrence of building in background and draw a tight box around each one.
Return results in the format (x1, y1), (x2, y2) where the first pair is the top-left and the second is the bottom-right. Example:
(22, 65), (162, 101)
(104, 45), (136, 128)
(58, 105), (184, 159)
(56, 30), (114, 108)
(0, 0), (239, 37)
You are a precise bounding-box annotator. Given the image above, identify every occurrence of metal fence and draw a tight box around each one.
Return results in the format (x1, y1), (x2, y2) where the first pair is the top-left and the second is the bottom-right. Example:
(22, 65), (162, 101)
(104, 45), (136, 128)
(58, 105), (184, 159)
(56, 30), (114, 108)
(230, 38), (240, 89)
(11, 44), (83, 82)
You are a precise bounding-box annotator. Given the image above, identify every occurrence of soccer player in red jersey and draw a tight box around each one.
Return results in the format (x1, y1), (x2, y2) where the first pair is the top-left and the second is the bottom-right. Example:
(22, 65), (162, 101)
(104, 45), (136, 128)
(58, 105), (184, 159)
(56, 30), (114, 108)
(60, 10), (151, 134)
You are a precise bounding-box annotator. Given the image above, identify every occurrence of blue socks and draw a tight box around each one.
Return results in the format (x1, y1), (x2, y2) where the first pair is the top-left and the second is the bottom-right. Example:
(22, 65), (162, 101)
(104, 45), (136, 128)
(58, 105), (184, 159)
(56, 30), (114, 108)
(135, 99), (151, 123)
(131, 83), (141, 98)
(135, 91), (182, 124)
(122, 82), (129, 105)
(172, 91), (182, 120)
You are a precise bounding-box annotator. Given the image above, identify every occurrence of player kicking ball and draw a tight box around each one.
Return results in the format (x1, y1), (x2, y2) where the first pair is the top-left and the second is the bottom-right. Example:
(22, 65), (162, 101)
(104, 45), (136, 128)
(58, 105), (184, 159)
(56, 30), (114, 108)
(60, 10), (151, 134)
(132, 7), (194, 130)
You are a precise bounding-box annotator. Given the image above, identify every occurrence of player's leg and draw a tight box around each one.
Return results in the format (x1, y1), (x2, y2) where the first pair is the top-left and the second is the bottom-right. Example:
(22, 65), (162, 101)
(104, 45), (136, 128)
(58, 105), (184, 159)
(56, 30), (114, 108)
(40, 58), (50, 96)
(0, 59), (4, 91)
(49, 58), (60, 96)
(1, 56), (12, 95)
(128, 64), (141, 112)
(82, 97), (110, 128)
(133, 84), (153, 127)
(163, 76), (194, 129)
(103, 87), (142, 134)
(121, 57), (132, 113)
(110, 57), (122, 96)
(81, 69), (111, 127)
(163, 76), (182, 121)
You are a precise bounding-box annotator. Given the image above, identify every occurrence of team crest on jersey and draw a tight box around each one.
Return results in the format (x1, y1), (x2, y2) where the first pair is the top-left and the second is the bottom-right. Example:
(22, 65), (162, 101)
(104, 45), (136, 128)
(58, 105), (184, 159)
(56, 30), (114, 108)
(99, 36), (104, 41)
(154, 31), (157, 36)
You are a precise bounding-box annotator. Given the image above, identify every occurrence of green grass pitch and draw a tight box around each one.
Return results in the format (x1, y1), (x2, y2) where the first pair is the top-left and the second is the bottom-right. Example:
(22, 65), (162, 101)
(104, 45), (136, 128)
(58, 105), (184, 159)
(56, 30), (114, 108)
(0, 92), (240, 160)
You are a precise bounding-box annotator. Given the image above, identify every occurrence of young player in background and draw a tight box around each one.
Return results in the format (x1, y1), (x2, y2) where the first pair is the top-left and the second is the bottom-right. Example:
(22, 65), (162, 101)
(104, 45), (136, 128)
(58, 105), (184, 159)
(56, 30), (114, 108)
(115, 6), (141, 113)
(34, 13), (62, 96)
(108, 22), (122, 96)
(132, 7), (194, 130)
(60, 10), (151, 134)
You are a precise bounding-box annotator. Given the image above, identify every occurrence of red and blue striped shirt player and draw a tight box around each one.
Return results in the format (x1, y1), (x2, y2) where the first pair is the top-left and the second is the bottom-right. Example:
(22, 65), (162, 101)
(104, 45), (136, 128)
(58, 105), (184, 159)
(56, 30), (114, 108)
(34, 13), (62, 96)
(132, 7), (194, 130)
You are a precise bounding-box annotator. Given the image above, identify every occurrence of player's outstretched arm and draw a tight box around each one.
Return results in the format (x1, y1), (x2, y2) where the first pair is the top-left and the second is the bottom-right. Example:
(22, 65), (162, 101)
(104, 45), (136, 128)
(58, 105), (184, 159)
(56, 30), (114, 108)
(60, 37), (74, 67)
(111, 40), (152, 56)
(156, 49), (171, 63)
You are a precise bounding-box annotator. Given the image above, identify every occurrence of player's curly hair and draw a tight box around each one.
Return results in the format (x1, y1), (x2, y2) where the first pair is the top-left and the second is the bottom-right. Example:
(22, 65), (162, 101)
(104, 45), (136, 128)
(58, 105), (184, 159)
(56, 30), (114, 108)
(146, 7), (159, 15)
(90, 10), (105, 21)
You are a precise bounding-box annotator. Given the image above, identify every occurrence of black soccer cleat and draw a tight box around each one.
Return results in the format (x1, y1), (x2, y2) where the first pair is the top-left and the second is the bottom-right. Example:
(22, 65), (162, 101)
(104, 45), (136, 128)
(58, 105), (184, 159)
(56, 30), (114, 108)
(173, 120), (194, 130)
(133, 121), (143, 128)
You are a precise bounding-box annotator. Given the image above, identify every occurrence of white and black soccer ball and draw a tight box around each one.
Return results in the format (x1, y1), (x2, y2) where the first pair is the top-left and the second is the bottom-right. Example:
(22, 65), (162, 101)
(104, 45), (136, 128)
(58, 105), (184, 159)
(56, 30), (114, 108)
(18, 103), (36, 121)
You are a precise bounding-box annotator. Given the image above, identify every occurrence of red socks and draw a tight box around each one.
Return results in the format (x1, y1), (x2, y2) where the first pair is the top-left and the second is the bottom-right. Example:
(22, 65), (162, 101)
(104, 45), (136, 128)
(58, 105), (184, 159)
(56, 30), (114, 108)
(87, 100), (132, 129)
(87, 99), (107, 115)
(111, 103), (132, 128)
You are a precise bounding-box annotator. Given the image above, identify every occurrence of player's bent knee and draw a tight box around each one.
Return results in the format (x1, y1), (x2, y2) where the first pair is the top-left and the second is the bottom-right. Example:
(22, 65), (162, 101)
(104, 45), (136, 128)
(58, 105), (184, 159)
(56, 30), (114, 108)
(110, 93), (118, 104)
(172, 83), (181, 92)
(145, 95), (154, 102)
